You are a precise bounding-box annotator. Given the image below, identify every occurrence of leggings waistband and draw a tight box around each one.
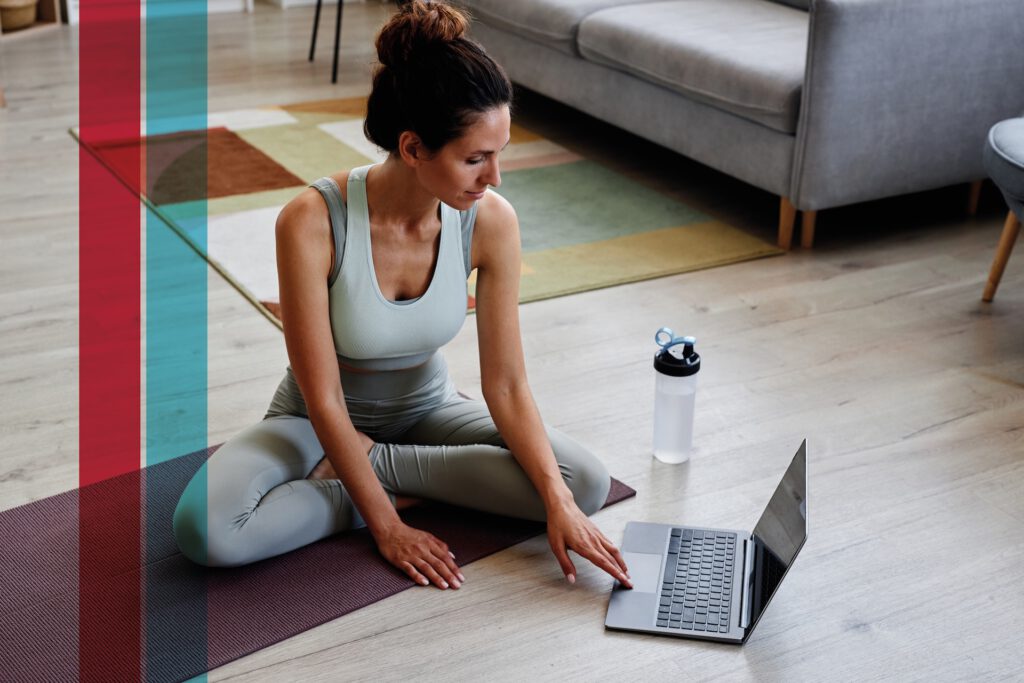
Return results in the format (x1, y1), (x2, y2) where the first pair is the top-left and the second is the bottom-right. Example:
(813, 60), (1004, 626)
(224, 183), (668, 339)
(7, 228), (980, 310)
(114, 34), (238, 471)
(265, 352), (458, 440)
(338, 352), (447, 400)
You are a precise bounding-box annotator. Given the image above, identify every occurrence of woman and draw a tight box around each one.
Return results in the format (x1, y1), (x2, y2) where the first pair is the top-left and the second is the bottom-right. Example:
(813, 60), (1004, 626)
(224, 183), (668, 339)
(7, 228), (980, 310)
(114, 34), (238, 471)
(173, 0), (631, 591)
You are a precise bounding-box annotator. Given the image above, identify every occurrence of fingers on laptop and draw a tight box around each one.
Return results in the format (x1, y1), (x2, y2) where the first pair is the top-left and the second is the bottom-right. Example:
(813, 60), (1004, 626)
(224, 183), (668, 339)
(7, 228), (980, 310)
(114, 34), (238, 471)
(552, 537), (632, 589)
(603, 536), (630, 578)
(574, 527), (632, 588)
(587, 544), (633, 589)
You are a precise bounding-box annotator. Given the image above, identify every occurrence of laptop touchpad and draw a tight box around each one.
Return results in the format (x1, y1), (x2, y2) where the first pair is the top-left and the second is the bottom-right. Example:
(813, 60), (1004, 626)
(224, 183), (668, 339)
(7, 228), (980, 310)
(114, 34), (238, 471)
(622, 552), (662, 593)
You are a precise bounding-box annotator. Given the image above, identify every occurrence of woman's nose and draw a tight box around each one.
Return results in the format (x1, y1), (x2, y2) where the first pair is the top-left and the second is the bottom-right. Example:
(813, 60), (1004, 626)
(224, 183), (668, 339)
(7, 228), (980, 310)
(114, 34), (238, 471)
(484, 158), (501, 188)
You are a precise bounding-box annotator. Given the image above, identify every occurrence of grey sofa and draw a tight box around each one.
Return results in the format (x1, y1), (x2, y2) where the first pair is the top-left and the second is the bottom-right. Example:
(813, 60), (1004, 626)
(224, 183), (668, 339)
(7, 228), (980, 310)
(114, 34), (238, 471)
(457, 0), (1024, 248)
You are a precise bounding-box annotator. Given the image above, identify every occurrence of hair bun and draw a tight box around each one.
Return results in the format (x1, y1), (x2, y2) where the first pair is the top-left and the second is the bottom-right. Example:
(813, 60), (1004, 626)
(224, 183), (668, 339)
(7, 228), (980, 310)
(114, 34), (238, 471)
(376, 1), (470, 69)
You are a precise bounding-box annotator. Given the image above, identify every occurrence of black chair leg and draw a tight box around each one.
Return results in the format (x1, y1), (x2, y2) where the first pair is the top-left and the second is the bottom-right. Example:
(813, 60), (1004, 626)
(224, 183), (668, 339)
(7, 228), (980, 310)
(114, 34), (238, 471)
(331, 0), (343, 84)
(309, 0), (322, 62)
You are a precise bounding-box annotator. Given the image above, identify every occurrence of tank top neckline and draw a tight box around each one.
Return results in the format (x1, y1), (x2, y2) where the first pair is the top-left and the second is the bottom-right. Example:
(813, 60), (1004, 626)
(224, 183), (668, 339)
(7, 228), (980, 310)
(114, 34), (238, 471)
(348, 164), (452, 310)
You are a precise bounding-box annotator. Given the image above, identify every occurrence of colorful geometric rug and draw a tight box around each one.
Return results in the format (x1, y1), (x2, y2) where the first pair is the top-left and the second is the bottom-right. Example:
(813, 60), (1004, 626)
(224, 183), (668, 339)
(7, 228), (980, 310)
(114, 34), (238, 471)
(73, 96), (781, 326)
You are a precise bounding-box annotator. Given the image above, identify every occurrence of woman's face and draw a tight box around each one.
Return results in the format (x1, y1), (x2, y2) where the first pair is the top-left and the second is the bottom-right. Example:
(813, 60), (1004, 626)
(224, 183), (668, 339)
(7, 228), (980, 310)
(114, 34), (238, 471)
(415, 105), (511, 211)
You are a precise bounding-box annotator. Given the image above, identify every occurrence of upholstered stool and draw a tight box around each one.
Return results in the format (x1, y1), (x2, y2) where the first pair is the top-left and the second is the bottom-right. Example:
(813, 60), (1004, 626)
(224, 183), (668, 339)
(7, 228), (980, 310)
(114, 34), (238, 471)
(982, 117), (1024, 302)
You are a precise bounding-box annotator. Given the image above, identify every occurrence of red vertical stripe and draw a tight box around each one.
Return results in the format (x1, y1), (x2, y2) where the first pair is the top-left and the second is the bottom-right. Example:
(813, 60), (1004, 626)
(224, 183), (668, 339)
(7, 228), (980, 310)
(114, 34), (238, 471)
(79, 0), (142, 679)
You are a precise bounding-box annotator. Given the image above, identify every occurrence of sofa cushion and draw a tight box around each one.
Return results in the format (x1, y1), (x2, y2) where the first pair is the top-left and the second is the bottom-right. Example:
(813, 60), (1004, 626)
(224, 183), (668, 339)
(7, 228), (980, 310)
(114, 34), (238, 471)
(577, 0), (809, 133)
(458, 0), (654, 56)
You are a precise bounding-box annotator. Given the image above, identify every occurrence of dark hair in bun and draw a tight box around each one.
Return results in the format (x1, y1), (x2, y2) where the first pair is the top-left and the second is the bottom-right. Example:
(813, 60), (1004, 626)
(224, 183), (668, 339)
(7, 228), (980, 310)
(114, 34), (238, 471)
(364, 0), (513, 154)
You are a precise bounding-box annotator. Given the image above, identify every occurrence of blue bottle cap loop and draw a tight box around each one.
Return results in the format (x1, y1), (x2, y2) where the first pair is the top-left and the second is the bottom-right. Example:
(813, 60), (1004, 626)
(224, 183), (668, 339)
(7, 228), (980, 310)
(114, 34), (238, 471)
(655, 327), (696, 353)
(654, 327), (700, 377)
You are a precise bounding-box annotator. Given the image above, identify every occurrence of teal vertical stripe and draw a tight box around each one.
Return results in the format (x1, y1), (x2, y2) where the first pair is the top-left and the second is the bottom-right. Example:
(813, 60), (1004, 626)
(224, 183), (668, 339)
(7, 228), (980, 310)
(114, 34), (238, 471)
(146, 0), (209, 138)
(145, 201), (208, 465)
(146, 0), (208, 680)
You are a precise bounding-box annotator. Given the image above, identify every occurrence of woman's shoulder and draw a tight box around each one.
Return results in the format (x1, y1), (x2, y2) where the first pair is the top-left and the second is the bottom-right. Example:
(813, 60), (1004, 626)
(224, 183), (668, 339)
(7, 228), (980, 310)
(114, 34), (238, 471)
(326, 170), (351, 204)
(276, 170), (354, 237)
(469, 189), (519, 271)
(276, 188), (325, 239)
(473, 188), (517, 232)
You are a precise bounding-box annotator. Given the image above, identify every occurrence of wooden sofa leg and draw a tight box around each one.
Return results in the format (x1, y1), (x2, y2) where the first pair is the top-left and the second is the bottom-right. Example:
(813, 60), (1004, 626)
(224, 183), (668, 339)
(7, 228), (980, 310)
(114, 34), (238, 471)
(778, 197), (796, 249)
(801, 210), (818, 249)
(967, 180), (984, 216)
(983, 210), (1021, 302)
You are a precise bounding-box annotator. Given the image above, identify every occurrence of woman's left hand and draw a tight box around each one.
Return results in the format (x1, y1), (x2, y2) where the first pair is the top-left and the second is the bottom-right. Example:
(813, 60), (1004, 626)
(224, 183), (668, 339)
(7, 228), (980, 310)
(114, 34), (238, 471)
(546, 501), (633, 588)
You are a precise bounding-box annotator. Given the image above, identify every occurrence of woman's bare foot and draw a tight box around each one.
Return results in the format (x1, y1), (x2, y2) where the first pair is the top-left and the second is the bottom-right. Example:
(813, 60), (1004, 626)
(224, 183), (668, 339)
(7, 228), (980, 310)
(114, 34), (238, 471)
(306, 456), (338, 480)
(395, 495), (422, 511)
(305, 436), (421, 511)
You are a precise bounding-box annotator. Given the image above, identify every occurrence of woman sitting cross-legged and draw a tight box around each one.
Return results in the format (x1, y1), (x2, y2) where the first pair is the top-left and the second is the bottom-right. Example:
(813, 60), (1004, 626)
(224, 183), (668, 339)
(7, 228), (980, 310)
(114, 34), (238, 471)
(173, 0), (632, 591)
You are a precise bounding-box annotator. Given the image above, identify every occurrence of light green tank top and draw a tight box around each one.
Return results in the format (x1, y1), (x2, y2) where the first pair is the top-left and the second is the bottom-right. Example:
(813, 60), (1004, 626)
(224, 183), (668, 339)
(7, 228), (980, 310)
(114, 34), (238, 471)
(265, 166), (479, 418)
(315, 164), (477, 371)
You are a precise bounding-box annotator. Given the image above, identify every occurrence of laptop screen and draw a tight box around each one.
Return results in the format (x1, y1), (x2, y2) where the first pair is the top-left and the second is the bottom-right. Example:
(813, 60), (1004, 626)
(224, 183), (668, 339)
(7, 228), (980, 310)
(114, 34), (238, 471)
(747, 441), (807, 632)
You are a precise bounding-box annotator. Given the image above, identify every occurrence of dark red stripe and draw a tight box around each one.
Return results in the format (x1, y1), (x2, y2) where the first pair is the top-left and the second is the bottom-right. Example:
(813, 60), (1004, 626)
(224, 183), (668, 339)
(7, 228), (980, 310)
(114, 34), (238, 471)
(79, 0), (142, 679)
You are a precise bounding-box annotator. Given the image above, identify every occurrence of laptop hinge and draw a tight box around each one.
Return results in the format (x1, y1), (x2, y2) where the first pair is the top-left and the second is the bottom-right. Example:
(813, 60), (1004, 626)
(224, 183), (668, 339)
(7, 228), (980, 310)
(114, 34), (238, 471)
(739, 537), (755, 629)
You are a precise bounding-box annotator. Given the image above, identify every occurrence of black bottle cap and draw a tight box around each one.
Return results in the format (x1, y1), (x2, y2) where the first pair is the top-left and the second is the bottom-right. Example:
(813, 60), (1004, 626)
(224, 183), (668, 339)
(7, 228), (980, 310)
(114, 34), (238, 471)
(654, 337), (700, 377)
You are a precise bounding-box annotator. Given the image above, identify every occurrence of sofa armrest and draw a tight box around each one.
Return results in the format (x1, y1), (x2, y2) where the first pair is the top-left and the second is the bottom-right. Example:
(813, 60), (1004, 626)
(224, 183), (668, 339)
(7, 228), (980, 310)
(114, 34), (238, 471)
(791, 0), (1024, 211)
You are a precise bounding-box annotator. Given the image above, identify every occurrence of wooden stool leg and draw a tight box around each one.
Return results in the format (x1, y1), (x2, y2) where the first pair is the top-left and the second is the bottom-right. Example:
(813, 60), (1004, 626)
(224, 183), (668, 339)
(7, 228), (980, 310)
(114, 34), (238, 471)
(801, 210), (818, 249)
(983, 210), (1021, 302)
(778, 197), (796, 250)
(967, 179), (984, 216)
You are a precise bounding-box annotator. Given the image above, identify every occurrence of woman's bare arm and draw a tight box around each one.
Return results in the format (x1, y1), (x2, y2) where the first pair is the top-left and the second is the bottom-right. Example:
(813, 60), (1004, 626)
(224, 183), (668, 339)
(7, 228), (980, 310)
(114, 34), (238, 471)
(275, 191), (400, 535)
(276, 192), (461, 588)
(471, 191), (631, 587)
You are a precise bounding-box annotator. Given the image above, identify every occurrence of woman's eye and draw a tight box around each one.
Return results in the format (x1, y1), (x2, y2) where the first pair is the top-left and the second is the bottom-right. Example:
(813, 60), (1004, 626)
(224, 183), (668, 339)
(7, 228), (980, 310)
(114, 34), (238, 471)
(468, 158), (483, 165)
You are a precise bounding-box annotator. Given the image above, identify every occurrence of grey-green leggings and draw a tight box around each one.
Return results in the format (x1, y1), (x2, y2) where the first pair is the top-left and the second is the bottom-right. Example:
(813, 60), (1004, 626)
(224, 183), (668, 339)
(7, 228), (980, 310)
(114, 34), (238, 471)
(172, 354), (611, 567)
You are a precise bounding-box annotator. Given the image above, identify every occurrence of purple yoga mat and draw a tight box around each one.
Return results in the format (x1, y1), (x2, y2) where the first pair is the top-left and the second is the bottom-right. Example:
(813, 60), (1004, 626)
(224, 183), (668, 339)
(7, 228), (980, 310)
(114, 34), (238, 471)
(0, 445), (636, 682)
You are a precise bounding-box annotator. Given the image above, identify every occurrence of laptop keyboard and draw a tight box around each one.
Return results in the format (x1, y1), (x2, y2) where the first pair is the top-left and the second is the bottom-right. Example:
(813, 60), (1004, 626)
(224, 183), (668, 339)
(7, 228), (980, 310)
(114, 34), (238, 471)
(657, 528), (737, 633)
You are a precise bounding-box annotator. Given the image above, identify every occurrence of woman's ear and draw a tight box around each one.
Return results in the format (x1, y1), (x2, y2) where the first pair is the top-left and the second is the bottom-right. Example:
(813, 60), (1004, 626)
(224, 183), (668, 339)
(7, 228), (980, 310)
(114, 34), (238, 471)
(397, 131), (425, 167)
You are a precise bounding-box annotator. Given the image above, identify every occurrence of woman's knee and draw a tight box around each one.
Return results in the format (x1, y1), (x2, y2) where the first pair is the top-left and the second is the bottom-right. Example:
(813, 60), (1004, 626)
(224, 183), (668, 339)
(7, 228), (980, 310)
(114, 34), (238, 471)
(172, 475), (248, 568)
(172, 416), (323, 567)
(173, 505), (253, 568)
(172, 493), (211, 566)
(554, 436), (611, 516)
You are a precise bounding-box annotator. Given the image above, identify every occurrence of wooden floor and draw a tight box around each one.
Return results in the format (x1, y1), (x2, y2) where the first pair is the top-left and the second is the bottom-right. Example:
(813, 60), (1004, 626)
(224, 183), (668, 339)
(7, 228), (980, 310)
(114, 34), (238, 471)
(2, 2), (1022, 680)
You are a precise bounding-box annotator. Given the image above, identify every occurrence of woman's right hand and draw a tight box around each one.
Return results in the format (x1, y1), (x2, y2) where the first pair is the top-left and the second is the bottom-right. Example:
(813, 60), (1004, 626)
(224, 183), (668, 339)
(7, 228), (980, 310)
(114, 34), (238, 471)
(374, 522), (465, 589)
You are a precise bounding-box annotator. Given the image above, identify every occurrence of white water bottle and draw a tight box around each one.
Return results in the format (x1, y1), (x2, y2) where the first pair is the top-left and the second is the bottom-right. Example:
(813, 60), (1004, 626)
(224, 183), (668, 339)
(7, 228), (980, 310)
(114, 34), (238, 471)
(652, 327), (701, 464)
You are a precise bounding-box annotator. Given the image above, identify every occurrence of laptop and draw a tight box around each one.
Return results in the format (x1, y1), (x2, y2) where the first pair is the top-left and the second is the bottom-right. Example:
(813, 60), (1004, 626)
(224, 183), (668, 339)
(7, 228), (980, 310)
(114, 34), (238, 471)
(605, 440), (807, 644)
